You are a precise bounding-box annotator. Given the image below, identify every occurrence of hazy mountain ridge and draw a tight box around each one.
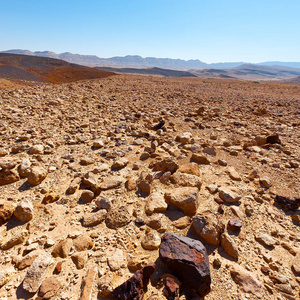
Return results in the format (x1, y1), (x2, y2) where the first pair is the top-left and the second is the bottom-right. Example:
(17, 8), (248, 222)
(2, 49), (300, 70)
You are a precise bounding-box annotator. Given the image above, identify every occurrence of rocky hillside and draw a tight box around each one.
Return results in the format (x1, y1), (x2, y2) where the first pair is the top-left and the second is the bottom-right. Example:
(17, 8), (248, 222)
(0, 75), (299, 299)
(0, 53), (116, 84)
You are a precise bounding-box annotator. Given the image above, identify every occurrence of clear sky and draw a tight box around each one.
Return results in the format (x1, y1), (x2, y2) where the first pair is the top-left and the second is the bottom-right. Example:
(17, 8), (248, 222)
(1, 0), (299, 63)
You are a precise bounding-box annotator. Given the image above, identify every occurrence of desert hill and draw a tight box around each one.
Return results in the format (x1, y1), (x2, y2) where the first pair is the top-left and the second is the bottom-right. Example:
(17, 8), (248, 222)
(284, 75), (300, 85)
(0, 53), (116, 84)
(191, 64), (300, 81)
(96, 66), (197, 77)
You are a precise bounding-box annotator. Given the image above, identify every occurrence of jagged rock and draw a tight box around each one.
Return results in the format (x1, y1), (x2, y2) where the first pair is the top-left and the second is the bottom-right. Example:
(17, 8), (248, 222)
(191, 153), (210, 164)
(177, 162), (200, 176)
(112, 263), (155, 300)
(23, 252), (53, 293)
(141, 230), (161, 250)
(14, 199), (33, 222)
(125, 178), (137, 191)
(260, 176), (272, 188)
(159, 232), (211, 298)
(218, 187), (241, 203)
(170, 172), (202, 188)
(230, 263), (263, 298)
(112, 157), (129, 169)
(172, 216), (191, 229)
(192, 212), (224, 246)
(138, 180), (151, 194)
(52, 239), (73, 258)
(0, 168), (20, 185)
(152, 158), (179, 174)
(274, 195), (300, 211)
(227, 167), (241, 181)
(42, 192), (60, 204)
(83, 209), (106, 227)
(18, 158), (31, 177)
(39, 276), (61, 299)
(73, 235), (92, 251)
(266, 133), (281, 144)
(100, 175), (123, 190)
(108, 248), (124, 271)
(95, 197), (112, 210)
(145, 192), (168, 214)
(227, 218), (242, 231)
(106, 206), (131, 229)
(29, 144), (44, 154)
(161, 274), (181, 299)
(98, 273), (115, 297)
(127, 254), (150, 272)
(176, 132), (192, 144)
(146, 214), (168, 232)
(221, 233), (239, 258)
(255, 233), (277, 247)
(71, 252), (87, 269)
(0, 201), (15, 225)
(1, 229), (28, 250)
(80, 190), (94, 203)
(80, 265), (98, 300)
(27, 165), (47, 185)
(165, 187), (200, 215)
(67, 177), (81, 194)
(93, 139), (104, 148)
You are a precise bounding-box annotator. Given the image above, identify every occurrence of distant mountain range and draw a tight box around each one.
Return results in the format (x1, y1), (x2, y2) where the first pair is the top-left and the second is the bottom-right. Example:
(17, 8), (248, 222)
(1, 49), (300, 70)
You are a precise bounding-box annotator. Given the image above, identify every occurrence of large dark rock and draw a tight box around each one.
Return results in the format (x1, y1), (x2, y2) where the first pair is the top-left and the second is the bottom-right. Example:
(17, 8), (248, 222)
(266, 133), (281, 144)
(274, 195), (300, 211)
(112, 263), (155, 300)
(159, 232), (211, 298)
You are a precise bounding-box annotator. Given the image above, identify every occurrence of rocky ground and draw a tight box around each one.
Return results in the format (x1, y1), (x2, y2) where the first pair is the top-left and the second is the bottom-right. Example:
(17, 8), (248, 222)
(0, 75), (299, 300)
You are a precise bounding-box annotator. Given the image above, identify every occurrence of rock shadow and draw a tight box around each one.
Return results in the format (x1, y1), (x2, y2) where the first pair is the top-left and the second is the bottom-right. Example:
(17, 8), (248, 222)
(16, 282), (35, 299)
(18, 181), (32, 191)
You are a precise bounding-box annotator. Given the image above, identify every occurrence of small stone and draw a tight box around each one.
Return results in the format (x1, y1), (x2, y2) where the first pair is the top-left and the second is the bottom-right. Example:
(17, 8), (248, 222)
(93, 139), (104, 148)
(23, 253), (53, 293)
(228, 167), (241, 181)
(73, 235), (92, 252)
(145, 192), (168, 214)
(206, 184), (218, 194)
(127, 254), (150, 272)
(227, 218), (242, 231)
(170, 172), (202, 188)
(0, 168), (20, 185)
(14, 199), (33, 222)
(100, 176), (123, 190)
(152, 158), (179, 174)
(80, 157), (95, 165)
(112, 157), (129, 169)
(52, 239), (73, 258)
(256, 233), (277, 247)
(42, 192), (60, 204)
(29, 144), (44, 155)
(18, 158), (31, 177)
(27, 165), (47, 185)
(266, 133), (281, 144)
(191, 153), (210, 164)
(125, 178), (137, 191)
(218, 187), (241, 203)
(95, 197), (112, 210)
(39, 276), (61, 299)
(172, 216), (191, 229)
(218, 159), (227, 166)
(81, 190), (94, 203)
(203, 146), (216, 156)
(165, 187), (200, 215)
(107, 248), (124, 271)
(1, 229), (28, 250)
(142, 231), (161, 250)
(16, 250), (43, 270)
(106, 206), (131, 229)
(71, 252), (87, 270)
(221, 233), (239, 258)
(0, 267), (15, 287)
(67, 177), (81, 194)
(83, 209), (107, 227)
(178, 162), (200, 176)
(0, 202), (15, 225)
(192, 212), (224, 246)
(260, 177), (272, 189)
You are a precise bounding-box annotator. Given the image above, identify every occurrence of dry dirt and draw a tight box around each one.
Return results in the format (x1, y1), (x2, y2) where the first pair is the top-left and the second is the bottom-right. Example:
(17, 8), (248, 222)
(0, 75), (299, 300)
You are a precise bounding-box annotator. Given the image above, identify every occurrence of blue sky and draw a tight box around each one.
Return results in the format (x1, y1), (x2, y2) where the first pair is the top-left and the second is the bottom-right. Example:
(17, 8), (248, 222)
(0, 0), (299, 63)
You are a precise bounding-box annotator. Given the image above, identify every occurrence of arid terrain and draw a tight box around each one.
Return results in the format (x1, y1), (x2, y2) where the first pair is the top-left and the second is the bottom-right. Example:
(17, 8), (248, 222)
(0, 73), (299, 300)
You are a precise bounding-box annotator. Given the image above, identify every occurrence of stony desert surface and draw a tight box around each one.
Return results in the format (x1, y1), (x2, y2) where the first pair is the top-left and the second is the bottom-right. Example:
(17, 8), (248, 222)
(0, 75), (299, 300)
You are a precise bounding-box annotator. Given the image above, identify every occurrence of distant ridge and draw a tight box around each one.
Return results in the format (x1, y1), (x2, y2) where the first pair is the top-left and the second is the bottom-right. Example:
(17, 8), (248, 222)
(2, 49), (299, 70)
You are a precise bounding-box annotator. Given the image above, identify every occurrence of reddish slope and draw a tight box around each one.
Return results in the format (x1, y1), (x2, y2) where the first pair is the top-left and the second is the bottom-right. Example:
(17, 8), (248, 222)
(0, 53), (116, 84)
